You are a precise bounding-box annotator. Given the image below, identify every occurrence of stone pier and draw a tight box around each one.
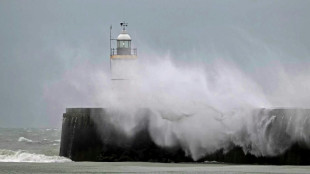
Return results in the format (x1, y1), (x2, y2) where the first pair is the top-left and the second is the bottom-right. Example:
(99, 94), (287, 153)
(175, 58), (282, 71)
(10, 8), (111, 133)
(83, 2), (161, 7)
(60, 108), (310, 164)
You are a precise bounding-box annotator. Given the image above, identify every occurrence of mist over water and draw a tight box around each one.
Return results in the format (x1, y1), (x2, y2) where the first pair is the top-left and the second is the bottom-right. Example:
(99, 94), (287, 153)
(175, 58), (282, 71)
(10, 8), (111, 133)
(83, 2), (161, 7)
(45, 50), (310, 160)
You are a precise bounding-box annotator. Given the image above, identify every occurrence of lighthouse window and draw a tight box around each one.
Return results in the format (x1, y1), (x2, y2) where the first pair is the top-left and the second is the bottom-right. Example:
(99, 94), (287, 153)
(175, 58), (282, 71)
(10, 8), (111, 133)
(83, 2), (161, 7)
(118, 41), (130, 48)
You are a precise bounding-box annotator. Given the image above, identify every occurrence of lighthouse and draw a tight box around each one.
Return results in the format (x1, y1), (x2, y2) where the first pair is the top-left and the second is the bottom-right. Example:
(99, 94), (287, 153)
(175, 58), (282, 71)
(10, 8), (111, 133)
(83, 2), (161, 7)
(110, 22), (138, 80)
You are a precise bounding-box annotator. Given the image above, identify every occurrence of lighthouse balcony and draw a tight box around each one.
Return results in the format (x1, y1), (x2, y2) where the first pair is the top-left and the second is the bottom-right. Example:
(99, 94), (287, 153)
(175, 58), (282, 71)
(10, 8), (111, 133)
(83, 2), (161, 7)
(111, 48), (137, 55)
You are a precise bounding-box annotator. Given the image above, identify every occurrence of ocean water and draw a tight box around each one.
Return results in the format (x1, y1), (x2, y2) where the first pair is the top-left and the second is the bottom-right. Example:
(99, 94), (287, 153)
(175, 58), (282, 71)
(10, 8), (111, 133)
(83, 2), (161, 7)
(0, 128), (70, 163)
(1, 128), (310, 174)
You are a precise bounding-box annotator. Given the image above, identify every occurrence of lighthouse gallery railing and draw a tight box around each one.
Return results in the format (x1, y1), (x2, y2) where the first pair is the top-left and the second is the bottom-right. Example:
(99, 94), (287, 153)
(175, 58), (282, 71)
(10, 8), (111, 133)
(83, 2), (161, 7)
(111, 48), (137, 56)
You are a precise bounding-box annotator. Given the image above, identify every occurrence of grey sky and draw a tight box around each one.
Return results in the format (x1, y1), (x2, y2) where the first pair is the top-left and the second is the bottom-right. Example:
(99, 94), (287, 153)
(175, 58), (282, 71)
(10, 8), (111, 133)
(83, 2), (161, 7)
(0, 0), (309, 127)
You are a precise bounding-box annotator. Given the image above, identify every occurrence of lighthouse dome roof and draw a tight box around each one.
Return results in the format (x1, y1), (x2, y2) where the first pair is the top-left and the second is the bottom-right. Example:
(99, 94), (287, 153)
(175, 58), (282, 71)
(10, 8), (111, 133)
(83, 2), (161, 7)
(117, 31), (131, 40)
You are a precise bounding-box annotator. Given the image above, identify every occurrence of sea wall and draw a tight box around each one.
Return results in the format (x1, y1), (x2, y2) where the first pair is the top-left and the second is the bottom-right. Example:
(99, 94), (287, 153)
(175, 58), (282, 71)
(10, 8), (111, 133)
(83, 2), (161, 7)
(60, 108), (310, 164)
(59, 108), (103, 161)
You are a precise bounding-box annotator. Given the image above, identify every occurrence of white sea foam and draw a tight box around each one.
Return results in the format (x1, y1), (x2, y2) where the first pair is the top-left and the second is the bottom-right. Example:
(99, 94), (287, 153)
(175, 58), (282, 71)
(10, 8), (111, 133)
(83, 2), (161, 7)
(18, 137), (33, 143)
(0, 149), (71, 163)
(54, 139), (60, 142)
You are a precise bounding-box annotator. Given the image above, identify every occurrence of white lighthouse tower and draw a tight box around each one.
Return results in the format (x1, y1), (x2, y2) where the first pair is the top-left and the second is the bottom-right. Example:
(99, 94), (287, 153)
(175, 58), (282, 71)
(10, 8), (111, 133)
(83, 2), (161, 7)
(110, 22), (137, 80)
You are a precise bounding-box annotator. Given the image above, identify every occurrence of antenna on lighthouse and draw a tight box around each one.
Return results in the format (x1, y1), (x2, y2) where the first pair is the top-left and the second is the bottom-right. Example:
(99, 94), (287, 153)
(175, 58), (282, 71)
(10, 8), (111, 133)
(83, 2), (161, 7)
(120, 22), (128, 31)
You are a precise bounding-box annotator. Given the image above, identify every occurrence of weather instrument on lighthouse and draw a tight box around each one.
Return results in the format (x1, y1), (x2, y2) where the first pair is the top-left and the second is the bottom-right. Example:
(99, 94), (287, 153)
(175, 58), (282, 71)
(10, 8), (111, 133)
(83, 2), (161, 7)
(110, 22), (138, 80)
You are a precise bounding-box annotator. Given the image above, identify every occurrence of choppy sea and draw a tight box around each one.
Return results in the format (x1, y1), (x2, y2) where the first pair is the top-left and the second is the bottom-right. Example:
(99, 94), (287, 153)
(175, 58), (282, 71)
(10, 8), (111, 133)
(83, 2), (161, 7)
(1, 128), (310, 174)
(0, 128), (69, 163)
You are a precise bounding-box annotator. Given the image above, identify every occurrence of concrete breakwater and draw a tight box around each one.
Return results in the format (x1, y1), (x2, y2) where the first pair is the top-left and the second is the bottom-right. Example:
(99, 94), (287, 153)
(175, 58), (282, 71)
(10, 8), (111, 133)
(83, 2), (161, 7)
(60, 108), (310, 164)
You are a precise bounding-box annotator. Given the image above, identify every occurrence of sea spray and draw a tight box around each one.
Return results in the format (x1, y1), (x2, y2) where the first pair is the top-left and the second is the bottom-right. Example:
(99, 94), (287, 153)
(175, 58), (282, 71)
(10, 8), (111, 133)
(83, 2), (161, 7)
(46, 54), (310, 160)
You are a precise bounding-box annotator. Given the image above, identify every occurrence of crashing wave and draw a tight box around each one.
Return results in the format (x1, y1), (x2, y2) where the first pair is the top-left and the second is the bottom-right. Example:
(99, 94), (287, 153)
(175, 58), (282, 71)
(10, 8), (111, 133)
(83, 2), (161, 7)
(0, 149), (71, 163)
(18, 137), (33, 143)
